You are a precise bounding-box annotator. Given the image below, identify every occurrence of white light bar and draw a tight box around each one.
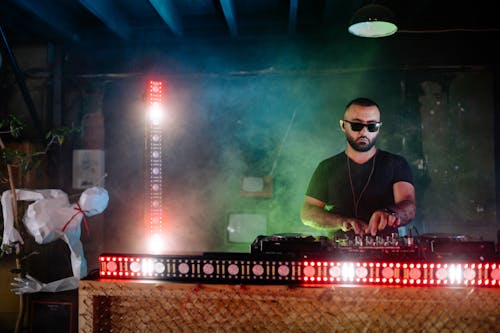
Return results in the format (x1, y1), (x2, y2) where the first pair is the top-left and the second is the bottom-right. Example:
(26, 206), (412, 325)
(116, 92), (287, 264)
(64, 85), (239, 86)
(146, 80), (164, 250)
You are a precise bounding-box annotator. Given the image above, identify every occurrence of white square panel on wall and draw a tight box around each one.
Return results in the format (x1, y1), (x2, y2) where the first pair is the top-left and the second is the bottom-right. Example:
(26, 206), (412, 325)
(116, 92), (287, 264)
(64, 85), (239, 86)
(73, 149), (105, 189)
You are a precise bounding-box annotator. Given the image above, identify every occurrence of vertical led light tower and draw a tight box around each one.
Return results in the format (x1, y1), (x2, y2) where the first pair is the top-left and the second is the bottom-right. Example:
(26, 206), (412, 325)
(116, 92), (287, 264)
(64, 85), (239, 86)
(146, 80), (164, 253)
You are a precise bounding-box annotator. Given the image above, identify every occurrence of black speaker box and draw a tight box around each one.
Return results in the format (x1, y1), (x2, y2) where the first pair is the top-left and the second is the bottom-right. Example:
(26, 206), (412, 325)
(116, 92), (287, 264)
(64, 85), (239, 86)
(29, 289), (77, 333)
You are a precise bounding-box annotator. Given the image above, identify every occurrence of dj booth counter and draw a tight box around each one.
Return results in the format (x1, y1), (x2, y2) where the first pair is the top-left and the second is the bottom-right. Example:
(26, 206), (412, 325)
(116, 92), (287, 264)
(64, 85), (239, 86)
(78, 279), (499, 332)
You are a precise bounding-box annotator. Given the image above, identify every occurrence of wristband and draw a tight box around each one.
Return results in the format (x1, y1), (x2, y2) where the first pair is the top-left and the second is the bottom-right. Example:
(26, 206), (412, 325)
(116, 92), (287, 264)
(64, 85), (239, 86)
(383, 208), (397, 216)
(383, 208), (399, 227)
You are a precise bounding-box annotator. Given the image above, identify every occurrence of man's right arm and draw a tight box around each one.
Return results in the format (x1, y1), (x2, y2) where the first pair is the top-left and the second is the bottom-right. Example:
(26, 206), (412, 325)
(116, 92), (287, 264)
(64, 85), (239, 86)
(300, 196), (366, 235)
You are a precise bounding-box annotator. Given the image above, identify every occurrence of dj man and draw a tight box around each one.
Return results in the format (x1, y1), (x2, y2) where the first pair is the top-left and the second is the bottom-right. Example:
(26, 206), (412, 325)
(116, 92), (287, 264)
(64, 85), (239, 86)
(301, 97), (416, 237)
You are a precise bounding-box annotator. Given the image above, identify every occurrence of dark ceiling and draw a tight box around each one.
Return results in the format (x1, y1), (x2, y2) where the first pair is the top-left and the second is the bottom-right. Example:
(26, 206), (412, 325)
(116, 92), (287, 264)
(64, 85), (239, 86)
(1, 0), (499, 46)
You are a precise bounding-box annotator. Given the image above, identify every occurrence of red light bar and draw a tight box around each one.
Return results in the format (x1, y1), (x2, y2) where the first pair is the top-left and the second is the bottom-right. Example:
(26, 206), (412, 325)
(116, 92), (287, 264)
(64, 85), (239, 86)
(98, 253), (500, 288)
(300, 261), (499, 287)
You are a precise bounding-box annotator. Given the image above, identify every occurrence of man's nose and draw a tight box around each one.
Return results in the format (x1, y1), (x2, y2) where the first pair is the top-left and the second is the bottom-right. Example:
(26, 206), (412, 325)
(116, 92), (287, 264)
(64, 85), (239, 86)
(359, 125), (370, 134)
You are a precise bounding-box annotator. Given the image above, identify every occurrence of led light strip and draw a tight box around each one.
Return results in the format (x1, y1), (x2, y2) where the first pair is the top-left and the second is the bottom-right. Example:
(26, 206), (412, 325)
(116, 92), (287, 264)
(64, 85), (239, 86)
(99, 254), (500, 288)
(99, 254), (298, 283)
(147, 80), (164, 241)
(302, 261), (499, 287)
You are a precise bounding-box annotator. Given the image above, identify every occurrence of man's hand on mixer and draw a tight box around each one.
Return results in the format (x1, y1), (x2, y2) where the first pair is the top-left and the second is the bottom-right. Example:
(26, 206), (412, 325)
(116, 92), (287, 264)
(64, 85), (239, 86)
(365, 209), (400, 236)
(341, 218), (368, 236)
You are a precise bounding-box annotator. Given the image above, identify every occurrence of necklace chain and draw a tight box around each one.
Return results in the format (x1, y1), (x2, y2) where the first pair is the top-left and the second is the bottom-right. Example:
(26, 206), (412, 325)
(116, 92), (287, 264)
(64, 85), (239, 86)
(346, 152), (376, 218)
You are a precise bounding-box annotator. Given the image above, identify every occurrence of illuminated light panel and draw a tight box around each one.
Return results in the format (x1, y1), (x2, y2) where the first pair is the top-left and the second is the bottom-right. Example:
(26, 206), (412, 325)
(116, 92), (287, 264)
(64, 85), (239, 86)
(252, 264), (264, 276)
(356, 266), (369, 279)
(448, 264), (462, 284)
(147, 233), (166, 254)
(148, 102), (163, 124)
(203, 263), (214, 275)
(409, 268), (421, 280)
(130, 261), (141, 273)
(178, 263), (190, 274)
(142, 259), (155, 276)
(98, 254), (500, 288)
(329, 265), (342, 278)
(381, 267), (394, 279)
(277, 265), (290, 277)
(155, 262), (166, 274)
(341, 262), (355, 281)
(303, 265), (315, 277)
(99, 254), (300, 282)
(299, 260), (500, 287)
(146, 80), (165, 252)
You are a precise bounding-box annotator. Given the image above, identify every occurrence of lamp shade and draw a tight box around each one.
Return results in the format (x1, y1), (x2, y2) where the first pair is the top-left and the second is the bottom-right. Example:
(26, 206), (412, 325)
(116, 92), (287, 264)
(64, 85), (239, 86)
(348, 4), (398, 38)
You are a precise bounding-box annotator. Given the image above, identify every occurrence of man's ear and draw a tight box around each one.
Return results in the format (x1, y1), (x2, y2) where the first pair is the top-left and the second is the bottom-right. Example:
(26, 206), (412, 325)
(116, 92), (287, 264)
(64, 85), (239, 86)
(339, 120), (345, 132)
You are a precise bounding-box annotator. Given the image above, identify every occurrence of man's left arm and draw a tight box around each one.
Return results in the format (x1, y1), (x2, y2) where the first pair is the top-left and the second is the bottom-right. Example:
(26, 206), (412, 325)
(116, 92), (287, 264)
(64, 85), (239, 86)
(387, 181), (416, 225)
(365, 181), (416, 236)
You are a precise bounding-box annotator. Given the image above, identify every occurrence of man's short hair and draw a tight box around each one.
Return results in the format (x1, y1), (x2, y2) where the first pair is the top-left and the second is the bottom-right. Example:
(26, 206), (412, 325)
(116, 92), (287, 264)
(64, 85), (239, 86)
(345, 97), (379, 110)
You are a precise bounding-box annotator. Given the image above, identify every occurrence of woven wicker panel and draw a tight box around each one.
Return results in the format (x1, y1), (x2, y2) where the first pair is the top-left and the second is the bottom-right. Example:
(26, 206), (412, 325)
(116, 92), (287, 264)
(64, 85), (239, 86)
(79, 280), (499, 333)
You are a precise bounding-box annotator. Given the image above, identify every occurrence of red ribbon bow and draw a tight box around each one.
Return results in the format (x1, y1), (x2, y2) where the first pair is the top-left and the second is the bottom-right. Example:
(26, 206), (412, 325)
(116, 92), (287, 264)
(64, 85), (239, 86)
(61, 203), (90, 236)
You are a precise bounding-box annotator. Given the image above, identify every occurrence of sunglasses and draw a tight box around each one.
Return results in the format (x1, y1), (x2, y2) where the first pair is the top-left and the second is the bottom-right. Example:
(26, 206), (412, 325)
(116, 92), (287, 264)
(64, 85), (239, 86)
(342, 120), (382, 132)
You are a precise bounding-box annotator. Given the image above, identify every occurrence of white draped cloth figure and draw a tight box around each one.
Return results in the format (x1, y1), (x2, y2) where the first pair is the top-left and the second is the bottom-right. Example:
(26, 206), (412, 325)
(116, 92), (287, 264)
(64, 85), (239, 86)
(1, 186), (108, 294)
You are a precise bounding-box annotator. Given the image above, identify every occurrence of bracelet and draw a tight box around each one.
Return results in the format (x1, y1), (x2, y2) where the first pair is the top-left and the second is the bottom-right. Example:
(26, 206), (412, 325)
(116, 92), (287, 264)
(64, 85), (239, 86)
(383, 208), (397, 216)
(383, 208), (399, 227)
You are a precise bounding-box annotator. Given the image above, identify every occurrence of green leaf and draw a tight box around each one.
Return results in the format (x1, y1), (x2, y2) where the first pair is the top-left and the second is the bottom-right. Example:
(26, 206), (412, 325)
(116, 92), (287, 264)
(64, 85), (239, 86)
(0, 114), (25, 137)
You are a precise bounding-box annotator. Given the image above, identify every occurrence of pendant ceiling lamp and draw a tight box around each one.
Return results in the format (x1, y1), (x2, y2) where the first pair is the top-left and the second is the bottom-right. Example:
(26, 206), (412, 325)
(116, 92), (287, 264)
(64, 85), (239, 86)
(348, 4), (398, 38)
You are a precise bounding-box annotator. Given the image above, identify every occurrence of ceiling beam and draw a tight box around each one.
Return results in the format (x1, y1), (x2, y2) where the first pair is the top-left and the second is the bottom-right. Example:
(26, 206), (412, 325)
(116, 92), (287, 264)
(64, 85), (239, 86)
(10, 0), (80, 42)
(79, 0), (131, 40)
(219, 0), (238, 37)
(148, 0), (184, 37)
(288, 0), (298, 34)
(0, 26), (43, 139)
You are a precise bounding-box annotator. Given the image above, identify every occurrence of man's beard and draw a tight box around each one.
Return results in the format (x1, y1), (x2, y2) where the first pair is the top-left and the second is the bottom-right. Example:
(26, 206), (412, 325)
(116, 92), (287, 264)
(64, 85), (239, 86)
(346, 134), (377, 152)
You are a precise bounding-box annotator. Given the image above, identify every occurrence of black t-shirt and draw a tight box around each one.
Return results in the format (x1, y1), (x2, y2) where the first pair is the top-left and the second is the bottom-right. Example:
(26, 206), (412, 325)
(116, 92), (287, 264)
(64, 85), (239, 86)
(305, 149), (413, 235)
